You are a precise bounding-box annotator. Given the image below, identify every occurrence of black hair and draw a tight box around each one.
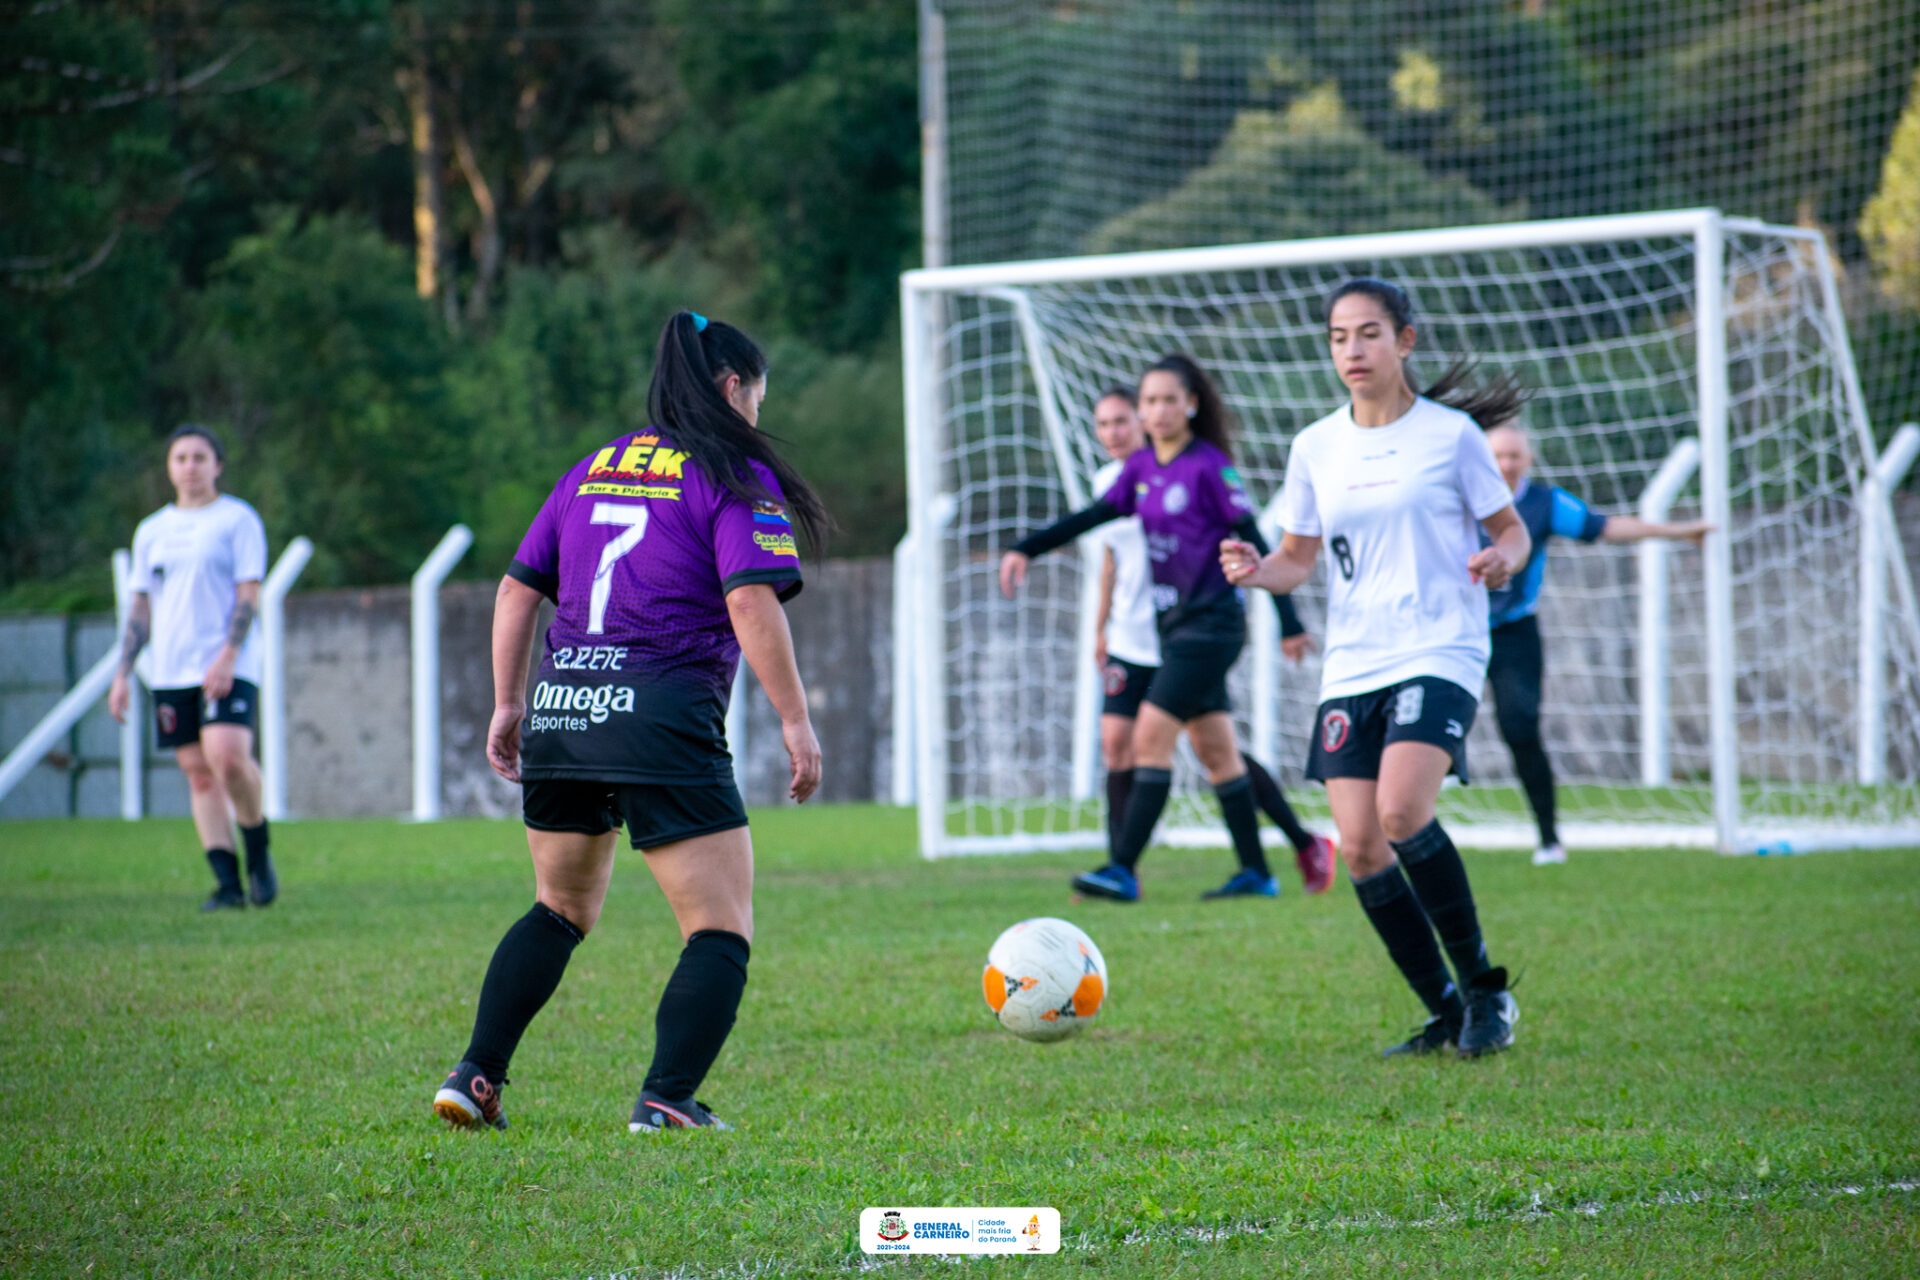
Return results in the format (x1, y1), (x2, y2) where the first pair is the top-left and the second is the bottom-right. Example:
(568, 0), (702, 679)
(166, 422), (226, 465)
(1140, 353), (1235, 462)
(1094, 384), (1138, 410)
(1324, 278), (1532, 429)
(646, 311), (831, 553)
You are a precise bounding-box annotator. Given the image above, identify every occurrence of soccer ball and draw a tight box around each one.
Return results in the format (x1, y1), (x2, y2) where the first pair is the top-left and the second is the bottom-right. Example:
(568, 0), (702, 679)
(982, 917), (1108, 1042)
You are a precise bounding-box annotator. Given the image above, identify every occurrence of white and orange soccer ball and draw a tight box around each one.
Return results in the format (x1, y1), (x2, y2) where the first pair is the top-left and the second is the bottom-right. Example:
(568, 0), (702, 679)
(981, 917), (1108, 1042)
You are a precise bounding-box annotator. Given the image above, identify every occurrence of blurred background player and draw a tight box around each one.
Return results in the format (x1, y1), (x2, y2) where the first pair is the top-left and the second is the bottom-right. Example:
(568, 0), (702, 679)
(1223, 278), (1530, 1059)
(1001, 356), (1309, 903)
(108, 425), (276, 912)
(1481, 420), (1713, 866)
(433, 311), (827, 1134)
(1085, 385), (1335, 894)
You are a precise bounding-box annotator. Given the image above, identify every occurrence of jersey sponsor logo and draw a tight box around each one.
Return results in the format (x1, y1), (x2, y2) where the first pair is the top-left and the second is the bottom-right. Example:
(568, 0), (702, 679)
(577, 481), (682, 500)
(1394, 684), (1426, 726)
(751, 500), (790, 526)
(1150, 583), (1179, 613)
(550, 645), (628, 672)
(581, 431), (690, 500)
(529, 680), (637, 731)
(1162, 482), (1189, 514)
(1321, 709), (1350, 753)
(752, 531), (799, 557)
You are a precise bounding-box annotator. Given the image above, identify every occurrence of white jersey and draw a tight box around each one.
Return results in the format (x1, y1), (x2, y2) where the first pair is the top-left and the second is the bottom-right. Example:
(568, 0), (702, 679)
(1085, 459), (1160, 666)
(1276, 397), (1513, 701)
(129, 495), (267, 690)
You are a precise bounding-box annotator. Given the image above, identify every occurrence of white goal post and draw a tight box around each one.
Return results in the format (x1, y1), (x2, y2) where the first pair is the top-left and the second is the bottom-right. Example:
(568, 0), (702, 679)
(899, 209), (1920, 859)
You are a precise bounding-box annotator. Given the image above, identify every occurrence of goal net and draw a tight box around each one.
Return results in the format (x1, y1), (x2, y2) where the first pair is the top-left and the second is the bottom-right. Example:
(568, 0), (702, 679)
(899, 211), (1920, 858)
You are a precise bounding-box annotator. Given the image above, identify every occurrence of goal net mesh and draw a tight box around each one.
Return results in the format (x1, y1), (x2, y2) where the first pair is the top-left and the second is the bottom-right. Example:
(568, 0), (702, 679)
(911, 224), (1920, 853)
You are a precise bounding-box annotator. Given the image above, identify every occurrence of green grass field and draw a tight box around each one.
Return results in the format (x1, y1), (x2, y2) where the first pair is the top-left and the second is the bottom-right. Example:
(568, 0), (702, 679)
(3, 809), (1916, 1278)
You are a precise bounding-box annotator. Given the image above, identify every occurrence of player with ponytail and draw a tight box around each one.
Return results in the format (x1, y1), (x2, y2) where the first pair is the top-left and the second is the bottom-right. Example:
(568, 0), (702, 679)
(1001, 354), (1322, 903)
(434, 311), (826, 1133)
(1224, 277), (1532, 1059)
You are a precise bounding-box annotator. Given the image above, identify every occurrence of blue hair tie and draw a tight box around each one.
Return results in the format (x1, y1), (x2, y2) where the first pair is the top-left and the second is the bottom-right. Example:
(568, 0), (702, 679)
(690, 312), (709, 332)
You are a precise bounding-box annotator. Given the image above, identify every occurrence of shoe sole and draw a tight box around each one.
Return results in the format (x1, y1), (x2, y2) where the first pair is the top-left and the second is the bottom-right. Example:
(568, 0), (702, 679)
(433, 1088), (503, 1130)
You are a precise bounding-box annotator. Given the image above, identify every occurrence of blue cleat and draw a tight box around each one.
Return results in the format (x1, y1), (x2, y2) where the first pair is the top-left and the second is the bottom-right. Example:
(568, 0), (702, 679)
(1070, 864), (1140, 902)
(1201, 868), (1281, 899)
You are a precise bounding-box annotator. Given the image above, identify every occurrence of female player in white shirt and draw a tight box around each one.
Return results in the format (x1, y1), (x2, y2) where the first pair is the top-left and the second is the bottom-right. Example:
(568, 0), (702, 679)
(1085, 386), (1334, 894)
(1222, 278), (1532, 1058)
(108, 426), (276, 911)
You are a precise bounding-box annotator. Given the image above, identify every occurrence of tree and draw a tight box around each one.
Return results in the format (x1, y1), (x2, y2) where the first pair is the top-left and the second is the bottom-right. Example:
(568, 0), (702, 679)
(1862, 63), (1920, 311)
(1086, 86), (1503, 254)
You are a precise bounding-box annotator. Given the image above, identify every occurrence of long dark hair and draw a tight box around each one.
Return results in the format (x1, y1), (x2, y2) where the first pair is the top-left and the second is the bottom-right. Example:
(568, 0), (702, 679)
(1142, 353), (1235, 462)
(646, 311), (830, 553)
(1324, 278), (1531, 429)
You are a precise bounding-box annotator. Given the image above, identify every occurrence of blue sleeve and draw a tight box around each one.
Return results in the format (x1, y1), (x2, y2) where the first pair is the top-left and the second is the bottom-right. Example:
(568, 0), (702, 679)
(1550, 488), (1608, 543)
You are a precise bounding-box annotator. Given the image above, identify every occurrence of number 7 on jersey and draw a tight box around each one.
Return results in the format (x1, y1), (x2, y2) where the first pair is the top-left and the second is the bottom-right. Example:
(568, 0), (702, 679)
(588, 502), (649, 634)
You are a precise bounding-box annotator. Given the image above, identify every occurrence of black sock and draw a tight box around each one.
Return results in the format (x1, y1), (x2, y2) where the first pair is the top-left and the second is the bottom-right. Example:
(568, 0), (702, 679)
(1509, 739), (1560, 847)
(1104, 768), (1135, 858)
(642, 929), (751, 1102)
(240, 820), (270, 874)
(1392, 819), (1491, 986)
(1353, 865), (1463, 1025)
(1214, 774), (1270, 877)
(462, 902), (583, 1084)
(205, 847), (241, 894)
(1111, 767), (1171, 871)
(1241, 753), (1314, 851)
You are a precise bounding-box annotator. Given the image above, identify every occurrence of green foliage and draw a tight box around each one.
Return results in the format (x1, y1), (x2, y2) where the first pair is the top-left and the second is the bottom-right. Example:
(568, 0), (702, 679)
(1087, 88), (1504, 254)
(176, 212), (463, 587)
(1, 811), (1917, 1275)
(664, 0), (919, 351)
(1862, 63), (1920, 312)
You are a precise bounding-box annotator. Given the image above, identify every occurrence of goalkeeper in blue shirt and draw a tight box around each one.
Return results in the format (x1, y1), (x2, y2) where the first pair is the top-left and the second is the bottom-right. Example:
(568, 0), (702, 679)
(1482, 422), (1711, 866)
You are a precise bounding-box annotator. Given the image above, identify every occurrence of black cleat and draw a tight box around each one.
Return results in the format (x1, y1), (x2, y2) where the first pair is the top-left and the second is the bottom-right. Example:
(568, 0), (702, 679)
(1457, 967), (1519, 1059)
(1382, 1014), (1459, 1057)
(434, 1061), (509, 1130)
(201, 887), (245, 912)
(630, 1090), (732, 1133)
(247, 852), (278, 907)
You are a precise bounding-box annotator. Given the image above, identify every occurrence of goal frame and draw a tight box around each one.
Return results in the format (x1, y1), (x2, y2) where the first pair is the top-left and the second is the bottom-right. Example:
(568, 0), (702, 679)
(899, 208), (1920, 858)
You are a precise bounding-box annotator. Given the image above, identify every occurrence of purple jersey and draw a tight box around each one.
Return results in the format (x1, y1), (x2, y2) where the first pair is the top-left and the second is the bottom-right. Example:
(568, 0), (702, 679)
(508, 427), (802, 783)
(1102, 438), (1255, 631)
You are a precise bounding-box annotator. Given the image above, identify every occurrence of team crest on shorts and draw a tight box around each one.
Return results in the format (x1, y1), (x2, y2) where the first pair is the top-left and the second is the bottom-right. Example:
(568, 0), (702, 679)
(1321, 709), (1350, 752)
(1103, 663), (1127, 696)
(157, 704), (177, 735)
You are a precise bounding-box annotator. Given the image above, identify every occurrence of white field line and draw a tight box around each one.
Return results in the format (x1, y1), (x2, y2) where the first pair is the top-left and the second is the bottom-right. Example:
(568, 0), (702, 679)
(582, 1178), (1920, 1280)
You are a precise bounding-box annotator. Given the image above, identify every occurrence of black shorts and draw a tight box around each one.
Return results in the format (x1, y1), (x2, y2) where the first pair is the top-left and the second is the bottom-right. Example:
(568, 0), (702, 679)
(152, 679), (259, 750)
(1306, 676), (1478, 783)
(1101, 658), (1156, 719)
(1141, 633), (1241, 723)
(522, 778), (749, 851)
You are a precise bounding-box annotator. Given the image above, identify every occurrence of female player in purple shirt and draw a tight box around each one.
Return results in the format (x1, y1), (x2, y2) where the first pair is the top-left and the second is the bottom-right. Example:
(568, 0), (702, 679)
(1000, 355), (1307, 903)
(434, 311), (827, 1134)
